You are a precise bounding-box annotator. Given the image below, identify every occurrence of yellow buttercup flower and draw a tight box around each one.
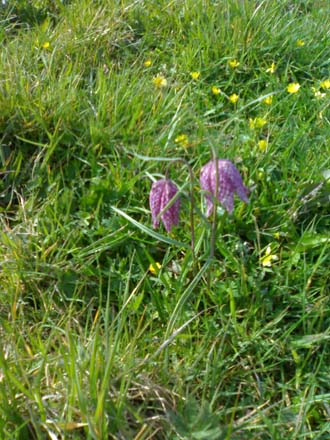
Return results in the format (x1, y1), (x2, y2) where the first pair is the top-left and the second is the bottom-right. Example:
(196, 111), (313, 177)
(211, 85), (221, 95)
(287, 82), (300, 94)
(260, 245), (278, 267)
(175, 133), (189, 147)
(42, 41), (50, 49)
(296, 39), (305, 47)
(266, 62), (276, 74)
(229, 93), (239, 104)
(249, 117), (267, 129)
(263, 96), (273, 105)
(144, 59), (152, 67)
(258, 140), (268, 152)
(153, 75), (167, 88)
(228, 59), (240, 69)
(149, 262), (161, 274)
(190, 71), (201, 80)
(320, 79), (330, 90)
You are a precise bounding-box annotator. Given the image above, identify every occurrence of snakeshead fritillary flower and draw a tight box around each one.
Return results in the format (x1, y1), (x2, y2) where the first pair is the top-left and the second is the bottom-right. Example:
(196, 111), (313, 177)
(200, 159), (249, 216)
(149, 179), (180, 232)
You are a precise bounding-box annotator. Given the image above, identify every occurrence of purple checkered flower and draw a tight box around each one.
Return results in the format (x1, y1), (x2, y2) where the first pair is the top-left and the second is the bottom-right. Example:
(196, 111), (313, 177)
(149, 179), (181, 232)
(200, 159), (249, 216)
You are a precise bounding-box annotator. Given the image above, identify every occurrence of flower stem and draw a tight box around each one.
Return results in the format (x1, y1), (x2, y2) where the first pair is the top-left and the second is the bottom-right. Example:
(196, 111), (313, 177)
(205, 149), (218, 290)
(180, 159), (196, 265)
(163, 158), (196, 264)
(209, 149), (218, 260)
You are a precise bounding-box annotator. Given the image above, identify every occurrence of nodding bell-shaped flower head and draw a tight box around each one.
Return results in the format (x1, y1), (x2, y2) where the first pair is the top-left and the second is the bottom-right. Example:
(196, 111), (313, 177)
(200, 159), (249, 216)
(149, 179), (181, 232)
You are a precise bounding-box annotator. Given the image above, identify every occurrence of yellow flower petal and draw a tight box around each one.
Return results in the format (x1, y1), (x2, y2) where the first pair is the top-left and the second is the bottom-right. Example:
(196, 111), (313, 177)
(287, 82), (300, 94)
(320, 79), (330, 90)
(263, 96), (273, 105)
(229, 93), (239, 104)
(42, 41), (50, 49)
(153, 75), (167, 88)
(190, 71), (200, 80)
(266, 62), (276, 74)
(260, 246), (278, 267)
(228, 59), (240, 69)
(296, 39), (305, 47)
(149, 262), (161, 274)
(258, 140), (268, 152)
(175, 134), (189, 147)
(144, 59), (152, 67)
(249, 117), (267, 129)
(211, 85), (221, 95)
(261, 255), (274, 267)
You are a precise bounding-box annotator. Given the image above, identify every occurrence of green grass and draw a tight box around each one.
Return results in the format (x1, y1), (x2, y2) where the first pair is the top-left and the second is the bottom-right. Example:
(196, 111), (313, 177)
(0, 0), (330, 438)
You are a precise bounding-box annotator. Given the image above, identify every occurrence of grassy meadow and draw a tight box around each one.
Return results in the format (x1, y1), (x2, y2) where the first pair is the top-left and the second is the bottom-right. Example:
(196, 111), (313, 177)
(1, 0), (330, 438)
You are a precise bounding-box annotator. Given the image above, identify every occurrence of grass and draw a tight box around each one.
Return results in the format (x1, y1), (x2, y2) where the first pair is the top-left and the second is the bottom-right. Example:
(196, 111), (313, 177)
(0, 0), (330, 438)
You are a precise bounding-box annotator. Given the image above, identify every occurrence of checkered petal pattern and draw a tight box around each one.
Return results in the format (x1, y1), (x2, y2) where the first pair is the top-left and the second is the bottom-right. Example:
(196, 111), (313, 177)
(200, 159), (249, 216)
(149, 179), (181, 232)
